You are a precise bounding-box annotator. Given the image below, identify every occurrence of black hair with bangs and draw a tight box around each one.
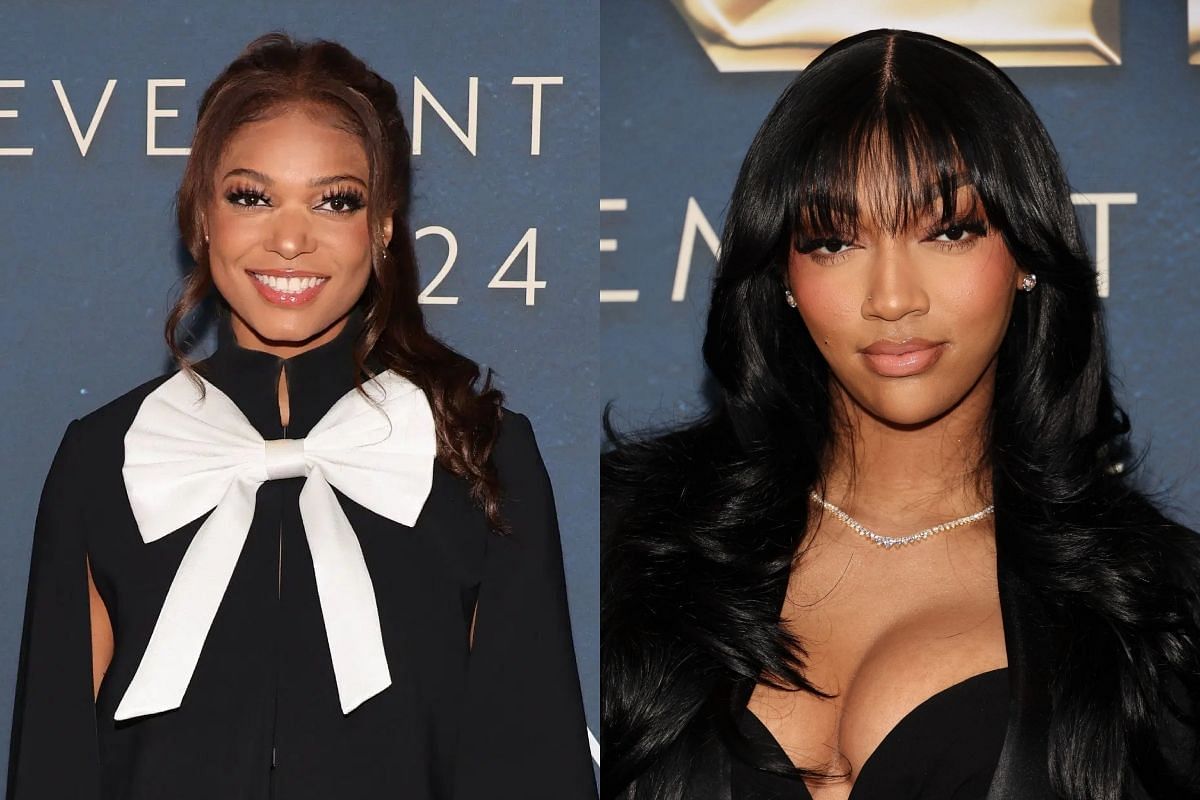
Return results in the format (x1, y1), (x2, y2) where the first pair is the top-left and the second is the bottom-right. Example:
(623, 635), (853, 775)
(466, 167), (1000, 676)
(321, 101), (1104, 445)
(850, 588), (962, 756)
(602, 28), (1200, 800)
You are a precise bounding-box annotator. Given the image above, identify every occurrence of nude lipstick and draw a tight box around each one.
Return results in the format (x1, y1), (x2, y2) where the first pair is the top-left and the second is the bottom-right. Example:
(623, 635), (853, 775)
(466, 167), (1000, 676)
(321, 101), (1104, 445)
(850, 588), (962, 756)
(860, 338), (946, 377)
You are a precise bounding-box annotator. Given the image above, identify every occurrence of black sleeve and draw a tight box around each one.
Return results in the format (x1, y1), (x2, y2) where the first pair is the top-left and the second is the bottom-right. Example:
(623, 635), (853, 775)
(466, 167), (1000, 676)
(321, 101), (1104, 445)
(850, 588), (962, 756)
(6, 419), (103, 799)
(453, 412), (597, 800)
(1128, 669), (1200, 799)
(1129, 524), (1200, 798)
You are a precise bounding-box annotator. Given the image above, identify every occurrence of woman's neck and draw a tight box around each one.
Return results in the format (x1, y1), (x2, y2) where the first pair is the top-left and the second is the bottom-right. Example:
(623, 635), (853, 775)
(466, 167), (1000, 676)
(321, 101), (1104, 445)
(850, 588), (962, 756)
(819, 373), (994, 529)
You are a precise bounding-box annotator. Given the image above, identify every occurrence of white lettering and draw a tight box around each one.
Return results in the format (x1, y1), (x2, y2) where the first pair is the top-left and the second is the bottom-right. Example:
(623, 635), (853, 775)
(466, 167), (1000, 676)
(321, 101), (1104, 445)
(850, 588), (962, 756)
(600, 198), (638, 303)
(0, 79), (33, 156)
(511, 76), (563, 155)
(489, 227), (544, 305)
(1071, 192), (1137, 298)
(53, 79), (117, 157)
(673, 196), (720, 302)
(412, 76), (478, 156)
(415, 225), (460, 305)
(146, 79), (189, 156)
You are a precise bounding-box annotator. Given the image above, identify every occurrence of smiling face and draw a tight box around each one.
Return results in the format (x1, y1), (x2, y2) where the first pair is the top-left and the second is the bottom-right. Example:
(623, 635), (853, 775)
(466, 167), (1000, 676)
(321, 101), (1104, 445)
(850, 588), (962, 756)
(786, 183), (1027, 428)
(205, 104), (392, 357)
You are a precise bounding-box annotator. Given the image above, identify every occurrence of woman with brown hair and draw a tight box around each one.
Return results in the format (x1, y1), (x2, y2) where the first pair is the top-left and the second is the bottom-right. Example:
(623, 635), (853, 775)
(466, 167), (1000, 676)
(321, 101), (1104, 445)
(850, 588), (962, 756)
(7, 33), (595, 799)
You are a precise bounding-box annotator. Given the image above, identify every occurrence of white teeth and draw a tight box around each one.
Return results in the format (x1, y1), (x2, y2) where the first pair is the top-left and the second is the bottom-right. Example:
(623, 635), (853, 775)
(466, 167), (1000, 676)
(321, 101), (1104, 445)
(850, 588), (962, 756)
(251, 273), (327, 293)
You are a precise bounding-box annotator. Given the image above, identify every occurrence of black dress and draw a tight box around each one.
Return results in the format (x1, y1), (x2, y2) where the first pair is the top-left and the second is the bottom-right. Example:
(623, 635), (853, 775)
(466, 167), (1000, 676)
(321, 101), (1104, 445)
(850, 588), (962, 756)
(732, 667), (1010, 799)
(6, 306), (598, 800)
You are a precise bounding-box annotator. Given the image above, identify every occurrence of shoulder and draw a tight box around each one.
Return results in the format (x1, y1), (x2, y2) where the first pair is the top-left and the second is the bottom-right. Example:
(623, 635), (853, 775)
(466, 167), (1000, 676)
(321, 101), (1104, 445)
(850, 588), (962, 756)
(491, 406), (544, 477)
(36, 369), (178, 518)
(72, 369), (178, 445)
(1138, 519), (1200, 786)
(1137, 513), (1200, 601)
(489, 408), (563, 548)
(52, 369), (177, 463)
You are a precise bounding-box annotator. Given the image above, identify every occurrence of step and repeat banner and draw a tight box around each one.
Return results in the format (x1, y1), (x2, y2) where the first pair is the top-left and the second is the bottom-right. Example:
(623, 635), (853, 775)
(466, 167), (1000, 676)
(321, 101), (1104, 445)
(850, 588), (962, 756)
(601, 1), (1200, 529)
(0, 0), (598, 781)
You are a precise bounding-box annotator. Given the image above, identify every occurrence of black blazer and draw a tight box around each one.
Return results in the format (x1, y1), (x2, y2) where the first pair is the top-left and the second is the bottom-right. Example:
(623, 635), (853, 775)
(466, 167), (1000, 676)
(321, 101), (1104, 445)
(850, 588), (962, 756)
(7, 307), (598, 800)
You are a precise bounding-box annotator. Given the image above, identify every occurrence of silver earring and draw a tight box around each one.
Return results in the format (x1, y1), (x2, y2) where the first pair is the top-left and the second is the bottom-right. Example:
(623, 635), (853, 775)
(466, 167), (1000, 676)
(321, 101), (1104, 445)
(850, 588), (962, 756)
(1020, 274), (1038, 292)
(784, 288), (797, 308)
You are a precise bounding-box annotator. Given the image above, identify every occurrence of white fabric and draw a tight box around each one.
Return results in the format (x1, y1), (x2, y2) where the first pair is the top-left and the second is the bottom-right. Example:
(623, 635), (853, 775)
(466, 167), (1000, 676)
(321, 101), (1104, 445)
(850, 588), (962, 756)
(115, 368), (436, 721)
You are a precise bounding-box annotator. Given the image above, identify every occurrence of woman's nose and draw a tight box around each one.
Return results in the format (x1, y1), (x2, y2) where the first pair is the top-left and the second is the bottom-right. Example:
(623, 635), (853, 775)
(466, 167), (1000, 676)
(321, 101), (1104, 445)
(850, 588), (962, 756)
(861, 241), (930, 322)
(265, 207), (316, 259)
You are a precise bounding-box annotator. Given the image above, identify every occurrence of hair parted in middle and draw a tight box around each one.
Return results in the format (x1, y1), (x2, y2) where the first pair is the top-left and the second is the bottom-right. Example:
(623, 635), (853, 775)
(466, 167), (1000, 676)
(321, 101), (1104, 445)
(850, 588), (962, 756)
(602, 28), (1200, 800)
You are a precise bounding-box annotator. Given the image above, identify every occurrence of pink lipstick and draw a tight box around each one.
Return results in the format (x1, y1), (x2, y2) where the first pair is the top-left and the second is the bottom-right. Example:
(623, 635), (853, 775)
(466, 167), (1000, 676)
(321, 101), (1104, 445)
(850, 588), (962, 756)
(247, 269), (329, 307)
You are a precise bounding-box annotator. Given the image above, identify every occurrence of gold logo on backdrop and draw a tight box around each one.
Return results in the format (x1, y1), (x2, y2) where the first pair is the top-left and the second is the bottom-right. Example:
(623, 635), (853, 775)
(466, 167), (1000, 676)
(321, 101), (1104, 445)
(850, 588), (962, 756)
(671, 0), (1121, 71)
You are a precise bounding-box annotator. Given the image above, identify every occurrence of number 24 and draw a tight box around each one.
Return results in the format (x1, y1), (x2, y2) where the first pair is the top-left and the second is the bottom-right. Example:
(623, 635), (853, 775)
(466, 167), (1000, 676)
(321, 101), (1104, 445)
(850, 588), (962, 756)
(415, 226), (545, 306)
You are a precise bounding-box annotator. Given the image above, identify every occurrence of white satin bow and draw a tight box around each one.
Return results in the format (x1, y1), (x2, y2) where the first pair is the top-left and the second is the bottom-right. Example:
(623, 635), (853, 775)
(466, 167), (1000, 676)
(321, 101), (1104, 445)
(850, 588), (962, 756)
(115, 368), (436, 721)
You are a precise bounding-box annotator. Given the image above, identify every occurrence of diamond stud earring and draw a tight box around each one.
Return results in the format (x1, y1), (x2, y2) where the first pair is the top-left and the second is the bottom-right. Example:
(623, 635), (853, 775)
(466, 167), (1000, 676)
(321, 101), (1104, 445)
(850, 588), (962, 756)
(784, 288), (797, 308)
(1020, 274), (1038, 292)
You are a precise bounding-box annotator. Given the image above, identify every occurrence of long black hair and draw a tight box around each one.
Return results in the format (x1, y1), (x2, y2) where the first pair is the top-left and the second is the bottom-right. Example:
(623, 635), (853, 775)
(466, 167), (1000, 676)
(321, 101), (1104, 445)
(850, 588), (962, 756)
(602, 29), (1200, 800)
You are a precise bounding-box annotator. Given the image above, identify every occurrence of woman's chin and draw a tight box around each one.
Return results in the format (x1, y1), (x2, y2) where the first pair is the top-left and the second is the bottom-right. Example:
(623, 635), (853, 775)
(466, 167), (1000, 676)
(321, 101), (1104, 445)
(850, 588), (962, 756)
(846, 387), (966, 429)
(229, 303), (343, 349)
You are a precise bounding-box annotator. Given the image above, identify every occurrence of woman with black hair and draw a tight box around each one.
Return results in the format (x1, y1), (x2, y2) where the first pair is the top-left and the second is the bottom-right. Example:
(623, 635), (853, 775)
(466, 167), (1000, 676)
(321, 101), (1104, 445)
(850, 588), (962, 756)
(602, 29), (1200, 800)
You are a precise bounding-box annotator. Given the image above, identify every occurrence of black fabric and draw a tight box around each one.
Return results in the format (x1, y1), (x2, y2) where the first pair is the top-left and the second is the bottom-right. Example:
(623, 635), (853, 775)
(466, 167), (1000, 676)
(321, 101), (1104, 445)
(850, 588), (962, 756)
(733, 669), (1009, 800)
(7, 305), (597, 800)
(666, 530), (1061, 800)
(608, 487), (1200, 800)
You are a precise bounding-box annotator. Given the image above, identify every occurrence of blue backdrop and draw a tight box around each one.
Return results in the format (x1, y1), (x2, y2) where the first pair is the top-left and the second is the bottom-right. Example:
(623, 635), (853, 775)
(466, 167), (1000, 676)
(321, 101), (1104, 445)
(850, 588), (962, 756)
(0, 0), (598, 782)
(601, 1), (1200, 532)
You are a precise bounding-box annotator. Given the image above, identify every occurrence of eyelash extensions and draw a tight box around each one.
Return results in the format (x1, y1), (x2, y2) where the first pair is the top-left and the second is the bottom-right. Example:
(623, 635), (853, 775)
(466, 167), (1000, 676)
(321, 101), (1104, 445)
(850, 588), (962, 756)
(223, 183), (367, 214)
(794, 215), (989, 264)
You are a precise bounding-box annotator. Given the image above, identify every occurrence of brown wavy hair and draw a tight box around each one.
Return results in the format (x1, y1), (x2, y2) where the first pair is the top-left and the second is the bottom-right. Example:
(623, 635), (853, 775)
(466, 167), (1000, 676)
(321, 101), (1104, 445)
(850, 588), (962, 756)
(166, 31), (507, 533)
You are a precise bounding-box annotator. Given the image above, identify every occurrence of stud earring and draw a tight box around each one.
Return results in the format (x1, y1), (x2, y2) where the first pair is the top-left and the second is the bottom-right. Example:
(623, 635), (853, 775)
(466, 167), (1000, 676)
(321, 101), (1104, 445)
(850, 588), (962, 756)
(784, 288), (797, 308)
(1020, 274), (1038, 292)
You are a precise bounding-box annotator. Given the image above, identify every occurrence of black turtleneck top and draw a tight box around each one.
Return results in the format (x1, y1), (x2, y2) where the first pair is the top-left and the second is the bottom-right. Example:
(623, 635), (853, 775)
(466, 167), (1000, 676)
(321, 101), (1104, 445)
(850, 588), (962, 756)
(6, 306), (597, 800)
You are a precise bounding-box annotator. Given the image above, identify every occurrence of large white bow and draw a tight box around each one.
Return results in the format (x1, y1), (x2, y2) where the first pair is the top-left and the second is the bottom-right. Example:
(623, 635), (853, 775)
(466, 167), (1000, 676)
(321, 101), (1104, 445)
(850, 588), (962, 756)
(115, 368), (436, 721)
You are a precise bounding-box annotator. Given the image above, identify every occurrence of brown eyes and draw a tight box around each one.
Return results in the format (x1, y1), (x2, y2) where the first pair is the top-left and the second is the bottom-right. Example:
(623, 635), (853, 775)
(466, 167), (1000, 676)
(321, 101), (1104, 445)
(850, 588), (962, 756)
(319, 190), (366, 214)
(796, 237), (852, 256)
(225, 188), (268, 208)
(929, 220), (987, 243)
(224, 186), (366, 215)
(795, 218), (989, 263)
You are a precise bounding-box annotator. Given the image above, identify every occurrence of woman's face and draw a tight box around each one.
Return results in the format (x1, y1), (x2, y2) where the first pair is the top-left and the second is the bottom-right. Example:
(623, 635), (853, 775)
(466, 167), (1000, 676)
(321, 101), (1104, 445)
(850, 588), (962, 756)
(205, 105), (391, 356)
(786, 185), (1026, 427)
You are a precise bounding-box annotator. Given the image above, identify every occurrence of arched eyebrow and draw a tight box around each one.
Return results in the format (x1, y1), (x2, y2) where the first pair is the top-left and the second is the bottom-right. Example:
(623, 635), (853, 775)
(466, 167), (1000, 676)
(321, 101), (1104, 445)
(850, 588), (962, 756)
(222, 167), (367, 189)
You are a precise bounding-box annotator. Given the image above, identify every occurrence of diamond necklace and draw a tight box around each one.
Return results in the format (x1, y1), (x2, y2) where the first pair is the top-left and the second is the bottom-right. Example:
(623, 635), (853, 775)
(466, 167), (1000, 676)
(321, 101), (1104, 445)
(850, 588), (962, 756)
(808, 491), (995, 549)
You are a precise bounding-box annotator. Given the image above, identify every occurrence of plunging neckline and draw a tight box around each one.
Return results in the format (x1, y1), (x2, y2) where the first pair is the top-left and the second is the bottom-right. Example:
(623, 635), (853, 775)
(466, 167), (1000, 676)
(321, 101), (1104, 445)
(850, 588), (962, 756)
(727, 528), (1049, 800)
(739, 667), (1010, 799)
